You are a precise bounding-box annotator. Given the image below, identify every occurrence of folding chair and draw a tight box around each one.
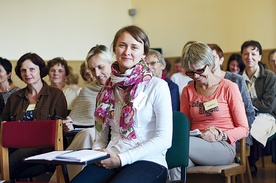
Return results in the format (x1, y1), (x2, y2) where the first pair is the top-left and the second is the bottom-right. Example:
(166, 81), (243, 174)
(166, 111), (190, 183)
(0, 120), (64, 183)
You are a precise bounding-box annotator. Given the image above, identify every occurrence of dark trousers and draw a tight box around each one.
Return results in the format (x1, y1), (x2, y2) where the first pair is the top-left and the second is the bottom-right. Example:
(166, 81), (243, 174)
(9, 147), (53, 179)
(71, 160), (168, 183)
(248, 137), (275, 166)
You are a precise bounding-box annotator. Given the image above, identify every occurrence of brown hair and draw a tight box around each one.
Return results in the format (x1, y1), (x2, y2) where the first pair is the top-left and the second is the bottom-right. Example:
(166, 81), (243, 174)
(111, 25), (150, 55)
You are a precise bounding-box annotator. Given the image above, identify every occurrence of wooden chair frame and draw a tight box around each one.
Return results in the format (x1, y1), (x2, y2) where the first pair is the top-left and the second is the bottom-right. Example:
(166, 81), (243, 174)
(186, 138), (247, 183)
(236, 146), (252, 183)
(0, 120), (64, 182)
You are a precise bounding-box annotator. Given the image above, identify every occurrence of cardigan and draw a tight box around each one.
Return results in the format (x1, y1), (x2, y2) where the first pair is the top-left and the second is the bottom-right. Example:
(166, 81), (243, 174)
(225, 71), (255, 145)
(253, 64), (276, 118)
(165, 77), (180, 111)
(1, 80), (67, 121)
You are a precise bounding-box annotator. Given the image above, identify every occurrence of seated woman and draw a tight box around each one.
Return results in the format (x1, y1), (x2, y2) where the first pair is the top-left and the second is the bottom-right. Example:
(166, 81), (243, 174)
(49, 45), (113, 182)
(170, 58), (193, 97)
(240, 40), (276, 176)
(1, 52), (67, 180)
(66, 45), (113, 130)
(71, 25), (172, 183)
(47, 57), (79, 111)
(0, 57), (20, 103)
(208, 43), (255, 147)
(226, 53), (245, 74)
(169, 41), (249, 180)
(145, 49), (180, 111)
(79, 61), (94, 84)
(65, 65), (81, 92)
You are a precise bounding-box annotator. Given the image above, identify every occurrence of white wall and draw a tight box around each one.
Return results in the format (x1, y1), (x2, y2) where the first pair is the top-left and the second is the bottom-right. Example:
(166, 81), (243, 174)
(0, 0), (132, 60)
(132, 0), (276, 57)
(1, 0), (275, 59)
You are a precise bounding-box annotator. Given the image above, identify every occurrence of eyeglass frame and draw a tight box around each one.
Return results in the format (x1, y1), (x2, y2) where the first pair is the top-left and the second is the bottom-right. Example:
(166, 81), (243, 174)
(185, 65), (208, 76)
(147, 60), (160, 66)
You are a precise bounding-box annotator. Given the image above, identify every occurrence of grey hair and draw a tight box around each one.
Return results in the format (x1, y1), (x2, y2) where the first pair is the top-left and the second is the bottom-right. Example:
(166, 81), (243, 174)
(146, 49), (165, 65)
(181, 41), (215, 71)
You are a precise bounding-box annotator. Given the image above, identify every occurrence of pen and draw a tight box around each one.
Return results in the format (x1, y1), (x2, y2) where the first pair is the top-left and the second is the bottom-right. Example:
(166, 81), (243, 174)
(54, 115), (66, 120)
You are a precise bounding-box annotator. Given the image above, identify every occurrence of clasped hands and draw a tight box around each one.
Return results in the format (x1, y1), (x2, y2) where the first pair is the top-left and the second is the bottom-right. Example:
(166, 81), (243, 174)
(95, 149), (121, 170)
(199, 126), (224, 142)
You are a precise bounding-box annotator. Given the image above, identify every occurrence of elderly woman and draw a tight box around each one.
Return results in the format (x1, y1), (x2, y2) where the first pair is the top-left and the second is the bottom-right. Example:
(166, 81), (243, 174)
(182, 41), (249, 164)
(47, 57), (79, 111)
(145, 49), (180, 111)
(1, 52), (67, 180)
(169, 41), (249, 181)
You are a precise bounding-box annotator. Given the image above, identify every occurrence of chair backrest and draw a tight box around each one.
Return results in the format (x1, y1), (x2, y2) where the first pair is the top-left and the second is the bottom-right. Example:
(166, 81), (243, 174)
(0, 120), (63, 180)
(166, 111), (190, 181)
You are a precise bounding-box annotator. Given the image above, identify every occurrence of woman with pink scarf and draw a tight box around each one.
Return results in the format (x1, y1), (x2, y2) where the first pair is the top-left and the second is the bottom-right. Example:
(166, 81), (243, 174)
(71, 25), (172, 183)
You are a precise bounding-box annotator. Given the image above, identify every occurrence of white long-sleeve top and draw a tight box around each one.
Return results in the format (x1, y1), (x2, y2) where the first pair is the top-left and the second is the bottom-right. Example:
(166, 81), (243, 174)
(93, 77), (173, 168)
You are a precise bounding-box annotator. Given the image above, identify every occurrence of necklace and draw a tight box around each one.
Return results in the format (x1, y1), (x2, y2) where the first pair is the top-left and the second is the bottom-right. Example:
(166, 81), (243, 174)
(0, 86), (10, 93)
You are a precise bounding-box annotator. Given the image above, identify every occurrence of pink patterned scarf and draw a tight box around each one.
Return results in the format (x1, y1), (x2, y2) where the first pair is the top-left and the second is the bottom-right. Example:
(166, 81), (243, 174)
(94, 59), (152, 139)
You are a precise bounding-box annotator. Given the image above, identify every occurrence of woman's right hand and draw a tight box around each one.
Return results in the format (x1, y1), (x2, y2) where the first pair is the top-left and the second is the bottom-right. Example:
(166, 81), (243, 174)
(62, 116), (74, 133)
(95, 149), (121, 169)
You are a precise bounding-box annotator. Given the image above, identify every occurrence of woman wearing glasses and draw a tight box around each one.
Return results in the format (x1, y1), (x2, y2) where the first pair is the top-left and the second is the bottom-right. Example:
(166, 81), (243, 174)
(145, 49), (180, 111)
(170, 41), (249, 180)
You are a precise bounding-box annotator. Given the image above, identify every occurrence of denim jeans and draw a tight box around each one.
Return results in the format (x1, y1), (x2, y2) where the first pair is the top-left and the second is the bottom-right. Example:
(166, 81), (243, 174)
(71, 160), (168, 183)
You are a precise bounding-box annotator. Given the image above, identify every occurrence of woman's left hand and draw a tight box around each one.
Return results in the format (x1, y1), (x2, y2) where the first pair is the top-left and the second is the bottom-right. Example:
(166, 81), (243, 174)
(95, 149), (121, 169)
(200, 126), (222, 142)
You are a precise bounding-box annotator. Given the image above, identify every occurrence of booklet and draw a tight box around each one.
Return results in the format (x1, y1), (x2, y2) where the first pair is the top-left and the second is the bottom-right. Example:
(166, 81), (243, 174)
(190, 129), (202, 136)
(25, 149), (109, 163)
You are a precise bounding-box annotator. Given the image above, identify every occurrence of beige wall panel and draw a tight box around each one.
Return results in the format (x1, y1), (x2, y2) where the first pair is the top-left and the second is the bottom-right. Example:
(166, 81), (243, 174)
(132, 0), (276, 57)
(0, 0), (132, 60)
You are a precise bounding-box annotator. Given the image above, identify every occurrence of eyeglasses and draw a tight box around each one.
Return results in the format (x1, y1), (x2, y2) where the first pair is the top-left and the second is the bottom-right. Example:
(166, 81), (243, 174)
(147, 61), (160, 66)
(185, 65), (207, 76)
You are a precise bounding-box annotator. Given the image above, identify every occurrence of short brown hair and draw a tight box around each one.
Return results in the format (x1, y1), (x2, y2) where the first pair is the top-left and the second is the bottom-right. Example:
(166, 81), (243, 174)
(111, 25), (150, 55)
(15, 52), (48, 80)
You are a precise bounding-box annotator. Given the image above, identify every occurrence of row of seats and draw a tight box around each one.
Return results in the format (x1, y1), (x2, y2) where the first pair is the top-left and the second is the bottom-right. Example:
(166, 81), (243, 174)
(0, 112), (251, 183)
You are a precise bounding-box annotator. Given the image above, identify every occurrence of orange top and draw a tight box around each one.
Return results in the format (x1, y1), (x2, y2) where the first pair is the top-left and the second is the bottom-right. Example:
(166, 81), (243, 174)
(180, 79), (249, 146)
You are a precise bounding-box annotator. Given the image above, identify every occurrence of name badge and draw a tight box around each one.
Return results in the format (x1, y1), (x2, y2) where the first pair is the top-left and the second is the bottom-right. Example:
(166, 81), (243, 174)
(203, 99), (218, 111)
(133, 91), (148, 111)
